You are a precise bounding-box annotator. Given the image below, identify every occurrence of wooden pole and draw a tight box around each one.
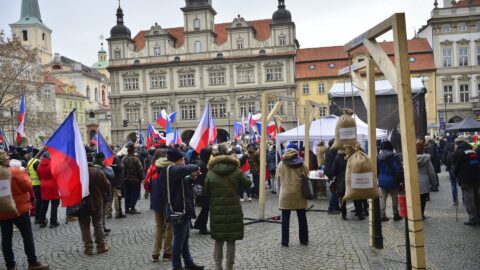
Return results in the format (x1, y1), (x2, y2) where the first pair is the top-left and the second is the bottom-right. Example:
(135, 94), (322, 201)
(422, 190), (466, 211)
(258, 92), (269, 220)
(392, 14), (426, 269)
(304, 104), (311, 167)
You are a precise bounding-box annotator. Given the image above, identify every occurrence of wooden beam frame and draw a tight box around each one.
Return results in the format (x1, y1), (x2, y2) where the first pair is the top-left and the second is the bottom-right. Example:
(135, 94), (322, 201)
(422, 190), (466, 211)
(343, 13), (426, 269)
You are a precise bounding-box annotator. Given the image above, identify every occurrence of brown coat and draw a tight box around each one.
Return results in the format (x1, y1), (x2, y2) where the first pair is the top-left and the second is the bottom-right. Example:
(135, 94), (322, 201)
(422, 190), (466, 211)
(87, 165), (110, 213)
(316, 144), (327, 167)
(275, 161), (308, 210)
(0, 167), (32, 220)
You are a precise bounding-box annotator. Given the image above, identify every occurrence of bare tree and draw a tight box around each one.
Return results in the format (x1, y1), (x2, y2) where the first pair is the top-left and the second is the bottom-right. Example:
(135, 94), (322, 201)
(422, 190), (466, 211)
(0, 32), (57, 146)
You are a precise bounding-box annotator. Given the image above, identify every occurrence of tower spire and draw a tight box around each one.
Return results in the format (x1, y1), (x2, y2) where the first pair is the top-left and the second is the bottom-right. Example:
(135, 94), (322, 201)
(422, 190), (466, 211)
(20, 0), (43, 22)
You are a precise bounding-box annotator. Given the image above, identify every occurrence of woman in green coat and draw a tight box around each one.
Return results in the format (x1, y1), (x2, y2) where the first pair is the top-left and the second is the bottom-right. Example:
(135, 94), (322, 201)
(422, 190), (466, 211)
(205, 146), (251, 270)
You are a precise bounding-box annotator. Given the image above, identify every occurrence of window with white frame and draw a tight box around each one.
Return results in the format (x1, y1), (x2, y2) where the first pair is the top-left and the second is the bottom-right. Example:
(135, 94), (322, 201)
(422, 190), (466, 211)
(237, 38), (244, 49)
(302, 84), (310, 94)
(179, 73), (195, 87)
(152, 106), (167, 121)
(154, 47), (161, 56)
(459, 47), (469, 66)
(240, 101), (256, 116)
(209, 72), (225, 85)
(266, 67), (283, 81)
(460, 84), (470, 102)
(279, 34), (286, 46)
(237, 69), (255, 83)
(442, 25), (451, 32)
(459, 23), (467, 32)
(193, 18), (200, 30)
(125, 107), (140, 122)
(443, 48), (452, 67)
(151, 76), (166, 89)
(319, 107), (327, 117)
(124, 77), (139, 90)
(443, 85), (453, 103)
(194, 41), (202, 53)
(211, 103), (227, 118)
(268, 100), (284, 114)
(318, 82), (325, 94)
(181, 105), (196, 120)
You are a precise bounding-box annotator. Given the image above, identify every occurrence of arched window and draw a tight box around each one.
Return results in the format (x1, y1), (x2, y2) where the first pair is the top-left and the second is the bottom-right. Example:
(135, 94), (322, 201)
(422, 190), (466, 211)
(194, 41), (202, 53)
(193, 18), (201, 30)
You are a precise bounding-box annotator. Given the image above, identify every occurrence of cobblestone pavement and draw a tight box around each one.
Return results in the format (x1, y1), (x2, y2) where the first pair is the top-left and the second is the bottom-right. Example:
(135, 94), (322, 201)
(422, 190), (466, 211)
(3, 170), (480, 269)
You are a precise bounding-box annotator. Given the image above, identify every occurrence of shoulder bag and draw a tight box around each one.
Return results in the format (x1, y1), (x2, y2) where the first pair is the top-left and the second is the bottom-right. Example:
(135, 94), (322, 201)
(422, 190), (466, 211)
(300, 166), (315, 200)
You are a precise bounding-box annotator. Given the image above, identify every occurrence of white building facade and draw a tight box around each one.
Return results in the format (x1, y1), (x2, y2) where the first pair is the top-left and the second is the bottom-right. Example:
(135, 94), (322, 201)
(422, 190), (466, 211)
(107, 0), (298, 144)
(418, 0), (480, 123)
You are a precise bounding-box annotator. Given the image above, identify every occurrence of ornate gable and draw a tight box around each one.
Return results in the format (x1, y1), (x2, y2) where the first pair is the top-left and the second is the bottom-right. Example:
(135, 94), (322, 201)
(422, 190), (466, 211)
(124, 101), (141, 107)
(149, 69), (167, 75)
(440, 40), (453, 46)
(264, 61), (284, 67)
(122, 71), (140, 77)
(178, 98), (197, 104)
(229, 15), (251, 29)
(442, 75), (454, 82)
(209, 96), (228, 102)
(150, 99), (169, 106)
(177, 67), (196, 74)
(145, 23), (168, 37)
(206, 65), (226, 72)
(236, 63), (255, 70)
(237, 95), (256, 101)
(456, 38), (470, 45)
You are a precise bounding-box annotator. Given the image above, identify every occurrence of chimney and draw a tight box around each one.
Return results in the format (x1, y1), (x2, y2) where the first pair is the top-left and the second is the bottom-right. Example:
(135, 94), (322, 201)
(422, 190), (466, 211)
(53, 53), (61, 63)
(443, 0), (454, 7)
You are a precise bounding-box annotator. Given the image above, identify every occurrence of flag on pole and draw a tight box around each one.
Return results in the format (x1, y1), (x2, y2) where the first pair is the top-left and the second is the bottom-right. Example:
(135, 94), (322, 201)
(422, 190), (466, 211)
(44, 110), (89, 207)
(137, 129), (145, 146)
(209, 114), (217, 144)
(173, 128), (182, 145)
(94, 131), (114, 166)
(255, 122), (262, 136)
(156, 110), (176, 129)
(267, 122), (278, 140)
(233, 122), (243, 140)
(147, 124), (162, 148)
(16, 95), (26, 144)
(165, 118), (174, 145)
(190, 103), (212, 153)
(248, 113), (261, 126)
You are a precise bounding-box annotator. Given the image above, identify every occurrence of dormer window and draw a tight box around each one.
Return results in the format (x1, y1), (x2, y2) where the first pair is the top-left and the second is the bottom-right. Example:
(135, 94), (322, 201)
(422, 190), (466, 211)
(237, 38), (244, 49)
(193, 18), (201, 30)
(279, 34), (287, 46)
(194, 41), (202, 53)
(442, 25), (451, 33)
(154, 47), (161, 56)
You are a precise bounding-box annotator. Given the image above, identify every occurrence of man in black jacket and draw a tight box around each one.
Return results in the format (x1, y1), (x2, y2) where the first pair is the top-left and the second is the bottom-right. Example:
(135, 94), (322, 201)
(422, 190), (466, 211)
(324, 139), (340, 215)
(453, 137), (480, 226)
(158, 148), (204, 270)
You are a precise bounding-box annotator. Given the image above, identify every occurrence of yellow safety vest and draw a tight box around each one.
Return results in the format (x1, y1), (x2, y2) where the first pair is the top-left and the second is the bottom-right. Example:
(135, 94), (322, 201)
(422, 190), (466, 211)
(27, 158), (40, 186)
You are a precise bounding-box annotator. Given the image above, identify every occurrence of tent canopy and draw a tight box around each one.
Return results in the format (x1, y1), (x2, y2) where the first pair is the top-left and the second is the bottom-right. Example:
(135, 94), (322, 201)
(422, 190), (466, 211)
(329, 78), (425, 97)
(447, 117), (480, 132)
(276, 115), (388, 144)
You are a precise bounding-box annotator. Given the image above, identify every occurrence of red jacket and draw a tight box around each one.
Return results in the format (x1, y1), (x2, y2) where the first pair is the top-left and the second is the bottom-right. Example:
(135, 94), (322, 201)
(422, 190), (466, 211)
(0, 167), (33, 220)
(144, 164), (159, 192)
(37, 159), (60, 201)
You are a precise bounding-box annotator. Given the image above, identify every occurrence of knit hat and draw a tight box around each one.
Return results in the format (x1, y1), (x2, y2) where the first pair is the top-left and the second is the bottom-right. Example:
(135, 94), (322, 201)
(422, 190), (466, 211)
(286, 143), (298, 151)
(167, 148), (185, 162)
(282, 148), (299, 160)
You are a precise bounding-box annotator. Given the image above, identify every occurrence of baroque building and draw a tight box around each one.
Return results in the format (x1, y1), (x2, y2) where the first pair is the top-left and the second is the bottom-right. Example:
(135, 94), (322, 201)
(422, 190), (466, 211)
(418, 0), (480, 123)
(107, 0), (298, 144)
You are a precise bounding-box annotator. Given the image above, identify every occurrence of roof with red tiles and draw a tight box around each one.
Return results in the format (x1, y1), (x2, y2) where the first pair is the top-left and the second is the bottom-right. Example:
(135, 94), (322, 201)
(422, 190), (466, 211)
(44, 75), (87, 98)
(296, 38), (435, 79)
(454, 0), (480, 7)
(133, 19), (273, 51)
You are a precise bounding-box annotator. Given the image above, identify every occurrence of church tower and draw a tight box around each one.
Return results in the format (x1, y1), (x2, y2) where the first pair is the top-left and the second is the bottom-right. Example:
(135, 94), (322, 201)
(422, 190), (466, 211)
(10, 0), (53, 65)
(181, 0), (217, 54)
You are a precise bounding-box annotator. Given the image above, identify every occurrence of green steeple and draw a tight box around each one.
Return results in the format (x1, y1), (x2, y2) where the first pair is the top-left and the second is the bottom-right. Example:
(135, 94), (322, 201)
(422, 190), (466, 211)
(10, 0), (51, 31)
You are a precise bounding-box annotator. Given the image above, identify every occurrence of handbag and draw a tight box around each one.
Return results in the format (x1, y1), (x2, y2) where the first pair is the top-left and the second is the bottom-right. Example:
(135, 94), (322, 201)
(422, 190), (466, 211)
(301, 167), (315, 200)
(166, 166), (186, 224)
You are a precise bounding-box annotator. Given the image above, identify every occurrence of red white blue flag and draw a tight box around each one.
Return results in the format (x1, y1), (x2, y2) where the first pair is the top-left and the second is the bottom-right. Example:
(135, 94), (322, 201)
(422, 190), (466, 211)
(94, 131), (114, 166)
(156, 110), (177, 129)
(173, 128), (182, 145)
(44, 110), (89, 207)
(190, 103), (212, 153)
(165, 117), (174, 145)
(16, 95), (26, 144)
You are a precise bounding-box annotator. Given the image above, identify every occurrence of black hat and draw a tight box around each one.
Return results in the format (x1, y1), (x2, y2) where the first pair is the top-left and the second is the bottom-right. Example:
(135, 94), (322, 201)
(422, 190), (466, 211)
(95, 152), (106, 161)
(167, 148), (185, 162)
(126, 142), (135, 149)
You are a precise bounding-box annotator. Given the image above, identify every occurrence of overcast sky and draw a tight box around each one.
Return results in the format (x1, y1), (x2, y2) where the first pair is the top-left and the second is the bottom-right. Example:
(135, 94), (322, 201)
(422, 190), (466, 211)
(0, 0), (437, 66)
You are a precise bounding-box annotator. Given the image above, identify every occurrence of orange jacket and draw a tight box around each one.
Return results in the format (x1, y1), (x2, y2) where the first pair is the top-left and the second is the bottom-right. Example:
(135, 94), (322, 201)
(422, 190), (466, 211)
(0, 167), (33, 220)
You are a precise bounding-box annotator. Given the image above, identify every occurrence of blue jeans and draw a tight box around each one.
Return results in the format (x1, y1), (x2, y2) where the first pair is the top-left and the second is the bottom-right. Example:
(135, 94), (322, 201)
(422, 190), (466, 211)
(281, 209), (308, 246)
(251, 174), (259, 198)
(172, 220), (194, 268)
(448, 170), (458, 203)
(327, 181), (339, 211)
(0, 213), (37, 268)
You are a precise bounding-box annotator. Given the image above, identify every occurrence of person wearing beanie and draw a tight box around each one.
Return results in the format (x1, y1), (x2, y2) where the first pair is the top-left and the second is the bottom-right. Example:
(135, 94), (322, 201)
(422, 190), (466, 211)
(453, 136), (480, 226)
(205, 148), (251, 270)
(121, 144), (144, 214)
(157, 148), (204, 270)
(0, 151), (50, 270)
(275, 148), (309, 247)
(377, 140), (403, 222)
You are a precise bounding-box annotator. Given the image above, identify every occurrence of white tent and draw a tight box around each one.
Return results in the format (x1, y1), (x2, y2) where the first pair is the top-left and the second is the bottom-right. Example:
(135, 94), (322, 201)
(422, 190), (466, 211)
(275, 115), (388, 151)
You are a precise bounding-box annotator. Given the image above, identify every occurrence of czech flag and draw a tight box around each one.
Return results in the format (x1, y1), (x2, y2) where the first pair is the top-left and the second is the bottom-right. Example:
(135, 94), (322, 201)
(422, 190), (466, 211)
(209, 115), (217, 144)
(16, 95), (26, 144)
(156, 110), (176, 129)
(147, 124), (161, 148)
(233, 122), (243, 140)
(165, 118), (174, 145)
(173, 128), (182, 145)
(95, 131), (114, 166)
(248, 113), (261, 126)
(190, 103), (212, 153)
(44, 110), (89, 207)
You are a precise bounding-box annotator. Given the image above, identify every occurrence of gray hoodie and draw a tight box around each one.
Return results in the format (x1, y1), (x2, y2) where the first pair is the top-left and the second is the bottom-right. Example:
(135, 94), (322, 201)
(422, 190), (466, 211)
(416, 154), (436, 194)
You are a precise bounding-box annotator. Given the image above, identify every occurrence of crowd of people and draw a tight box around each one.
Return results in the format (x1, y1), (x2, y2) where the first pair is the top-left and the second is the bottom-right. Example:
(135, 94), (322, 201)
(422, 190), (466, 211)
(1, 132), (480, 270)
